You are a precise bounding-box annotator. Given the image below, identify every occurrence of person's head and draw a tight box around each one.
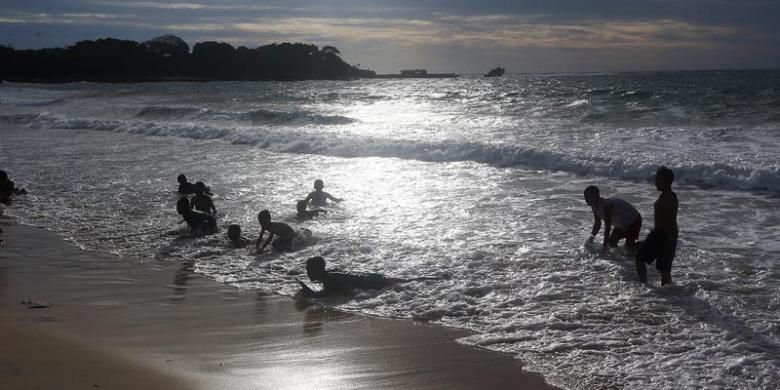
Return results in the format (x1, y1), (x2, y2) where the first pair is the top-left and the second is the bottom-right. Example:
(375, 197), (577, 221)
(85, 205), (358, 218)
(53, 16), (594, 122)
(0, 170), (8, 181)
(655, 166), (674, 191)
(194, 181), (205, 194)
(296, 200), (308, 214)
(227, 224), (241, 241)
(177, 174), (187, 184)
(257, 209), (271, 225)
(306, 256), (327, 281)
(584, 185), (600, 206)
(314, 179), (324, 191)
(176, 197), (190, 215)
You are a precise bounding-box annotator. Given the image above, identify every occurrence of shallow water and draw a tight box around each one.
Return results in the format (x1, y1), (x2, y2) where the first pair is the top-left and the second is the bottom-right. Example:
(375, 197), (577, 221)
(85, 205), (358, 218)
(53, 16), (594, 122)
(1, 71), (779, 389)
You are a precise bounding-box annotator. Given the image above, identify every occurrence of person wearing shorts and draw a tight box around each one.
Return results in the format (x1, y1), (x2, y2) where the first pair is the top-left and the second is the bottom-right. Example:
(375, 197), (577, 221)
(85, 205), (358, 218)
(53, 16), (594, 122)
(584, 185), (642, 251)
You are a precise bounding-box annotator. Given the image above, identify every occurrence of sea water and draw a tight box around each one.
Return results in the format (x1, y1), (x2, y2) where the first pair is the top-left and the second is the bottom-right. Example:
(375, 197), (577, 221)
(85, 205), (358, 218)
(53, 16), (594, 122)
(1, 70), (779, 389)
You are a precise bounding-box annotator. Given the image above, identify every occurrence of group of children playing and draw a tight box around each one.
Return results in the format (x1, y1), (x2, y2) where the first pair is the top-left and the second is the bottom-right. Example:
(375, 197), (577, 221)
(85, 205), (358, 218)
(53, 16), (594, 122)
(174, 166), (679, 296)
(176, 175), (372, 296)
(584, 166), (679, 285)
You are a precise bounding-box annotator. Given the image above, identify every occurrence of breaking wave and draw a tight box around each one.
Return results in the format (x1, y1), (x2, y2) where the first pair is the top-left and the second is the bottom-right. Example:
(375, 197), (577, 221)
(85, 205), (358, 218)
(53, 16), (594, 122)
(4, 112), (779, 192)
(135, 105), (356, 125)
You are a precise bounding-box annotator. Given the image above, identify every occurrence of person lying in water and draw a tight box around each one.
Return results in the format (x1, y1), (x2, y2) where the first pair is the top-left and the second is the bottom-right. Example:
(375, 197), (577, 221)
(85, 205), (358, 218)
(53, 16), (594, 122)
(297, 256), (400, 298)
(304, 179), (343, 207)
(190, 182), (217, 215)
(296, 199), (326, 221)
(176, 197), (216, 235)
(255, 209), (297, 253)
(227, 224), (251, 248)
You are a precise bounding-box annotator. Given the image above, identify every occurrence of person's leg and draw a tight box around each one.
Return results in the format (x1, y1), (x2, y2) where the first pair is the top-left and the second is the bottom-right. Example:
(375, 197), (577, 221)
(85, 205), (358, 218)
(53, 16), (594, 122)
(608, 228), (627, 247)
(657, 238), (677, 286)
(636, 257), (648, 283)
(625, 216), (642, 251)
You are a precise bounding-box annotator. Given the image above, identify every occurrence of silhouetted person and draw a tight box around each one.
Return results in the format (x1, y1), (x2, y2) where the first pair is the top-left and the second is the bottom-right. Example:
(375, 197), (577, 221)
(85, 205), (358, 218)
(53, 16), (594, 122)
(297, 256), (397, 297)
(636, 167), (678, 285)
(177, 174), (197, 194)
(227, 224), (250, 248)
(296, 199), (326, 220)
(255, 210), (297, 253)
(584, 186), (642, 251)
(304, 179), (342, 207)
(176, 197), (216, 235)
(190, 182), (216, 215)
(0, 170), (26, 203)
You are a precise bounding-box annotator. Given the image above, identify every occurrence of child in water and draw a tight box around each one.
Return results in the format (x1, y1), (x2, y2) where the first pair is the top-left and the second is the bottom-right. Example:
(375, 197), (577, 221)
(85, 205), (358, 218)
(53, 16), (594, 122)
(296, 199), (327, 220)
(190, 182), (217, 215)
(0, 170), (26, 203)
(176, 197), (216, 235)
(298, 256), (397, 297)
(255, 210), (298, 253)
(304, 179), (343, 207)
(177, 174), (197, 194)
(636, 167), (679, 285)
(227, 224), (251, 248)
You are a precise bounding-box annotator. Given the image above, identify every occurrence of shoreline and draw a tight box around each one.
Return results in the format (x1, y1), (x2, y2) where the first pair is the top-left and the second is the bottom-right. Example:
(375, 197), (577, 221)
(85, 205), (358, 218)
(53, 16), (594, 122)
(0, 217), (559, 389)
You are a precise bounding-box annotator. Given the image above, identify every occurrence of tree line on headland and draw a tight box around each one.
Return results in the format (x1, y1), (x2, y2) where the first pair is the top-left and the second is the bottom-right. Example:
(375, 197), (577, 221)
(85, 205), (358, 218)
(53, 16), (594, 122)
(0, 35), (376, 82)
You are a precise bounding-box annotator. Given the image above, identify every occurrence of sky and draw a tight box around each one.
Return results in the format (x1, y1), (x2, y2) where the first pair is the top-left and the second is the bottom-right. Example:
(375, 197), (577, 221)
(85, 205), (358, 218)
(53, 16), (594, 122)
(1, 0), (779, 74)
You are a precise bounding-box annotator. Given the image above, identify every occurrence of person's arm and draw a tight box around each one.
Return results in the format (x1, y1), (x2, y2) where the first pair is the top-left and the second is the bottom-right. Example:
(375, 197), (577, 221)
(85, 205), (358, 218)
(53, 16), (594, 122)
(255, 228), (266, 250)
(602, 203), (614, 250)
(324, 192), (342, 202)
(259, 229), (275, 252)
(304, 192), (314, 203)
(209, 198), (217, 215)
(590, 209), (601, 238)
(298, 279), (323, 298)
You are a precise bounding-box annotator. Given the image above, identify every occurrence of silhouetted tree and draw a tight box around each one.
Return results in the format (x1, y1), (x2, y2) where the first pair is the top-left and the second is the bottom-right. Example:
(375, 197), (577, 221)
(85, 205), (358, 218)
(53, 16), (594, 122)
(0, 36), (374, 82)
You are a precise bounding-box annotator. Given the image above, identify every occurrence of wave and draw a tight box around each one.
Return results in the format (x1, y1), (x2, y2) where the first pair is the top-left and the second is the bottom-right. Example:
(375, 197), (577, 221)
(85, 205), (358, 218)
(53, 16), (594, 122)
(4, 112), (779, 192)
(134, 105), (356, 126)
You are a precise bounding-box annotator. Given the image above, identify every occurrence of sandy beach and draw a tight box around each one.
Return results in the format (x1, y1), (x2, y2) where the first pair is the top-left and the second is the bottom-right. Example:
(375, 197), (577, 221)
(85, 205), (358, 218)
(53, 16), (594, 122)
(0, 217), (557, 390)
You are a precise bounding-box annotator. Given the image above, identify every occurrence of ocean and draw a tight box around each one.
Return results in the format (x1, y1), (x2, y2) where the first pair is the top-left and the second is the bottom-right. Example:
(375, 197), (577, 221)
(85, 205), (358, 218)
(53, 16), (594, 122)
(1, 70), (779, 389)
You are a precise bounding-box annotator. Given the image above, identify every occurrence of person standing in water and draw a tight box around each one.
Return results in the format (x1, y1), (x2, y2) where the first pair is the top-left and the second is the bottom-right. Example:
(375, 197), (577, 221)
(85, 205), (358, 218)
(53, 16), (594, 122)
(584, 186), (642, 251)
(304, 179), (342, 207)
(636, 167), (679, 285)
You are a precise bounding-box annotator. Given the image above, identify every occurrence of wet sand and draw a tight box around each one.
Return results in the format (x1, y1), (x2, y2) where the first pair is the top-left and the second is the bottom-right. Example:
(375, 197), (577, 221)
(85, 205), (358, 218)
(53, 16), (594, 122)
(0, 217), (558, 389)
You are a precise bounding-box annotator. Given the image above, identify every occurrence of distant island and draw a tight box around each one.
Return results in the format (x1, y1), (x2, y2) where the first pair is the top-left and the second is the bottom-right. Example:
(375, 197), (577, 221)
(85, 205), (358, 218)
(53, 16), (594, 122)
(368, 69), (458, 79)
(0, 35), (376, 83)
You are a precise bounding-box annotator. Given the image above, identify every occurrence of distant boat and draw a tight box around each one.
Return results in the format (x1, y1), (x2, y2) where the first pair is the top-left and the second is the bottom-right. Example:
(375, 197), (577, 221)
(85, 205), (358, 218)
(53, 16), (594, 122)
(484, 67), (505, 77)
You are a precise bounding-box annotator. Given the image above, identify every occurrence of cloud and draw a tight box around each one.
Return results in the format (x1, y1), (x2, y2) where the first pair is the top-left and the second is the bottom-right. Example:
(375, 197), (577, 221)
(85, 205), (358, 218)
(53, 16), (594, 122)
(199, 15), (744, 50)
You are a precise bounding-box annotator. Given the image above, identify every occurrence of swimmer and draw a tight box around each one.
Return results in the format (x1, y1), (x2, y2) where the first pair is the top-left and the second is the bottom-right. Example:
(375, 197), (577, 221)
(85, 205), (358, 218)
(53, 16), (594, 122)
(304, 179), (342, 207)
(255, 210), (297, 253)
(227, 224), (251, 248)
(584, 185), (642, 252)
(298, 256), (399, 297)
(296, 199), (326, 221)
